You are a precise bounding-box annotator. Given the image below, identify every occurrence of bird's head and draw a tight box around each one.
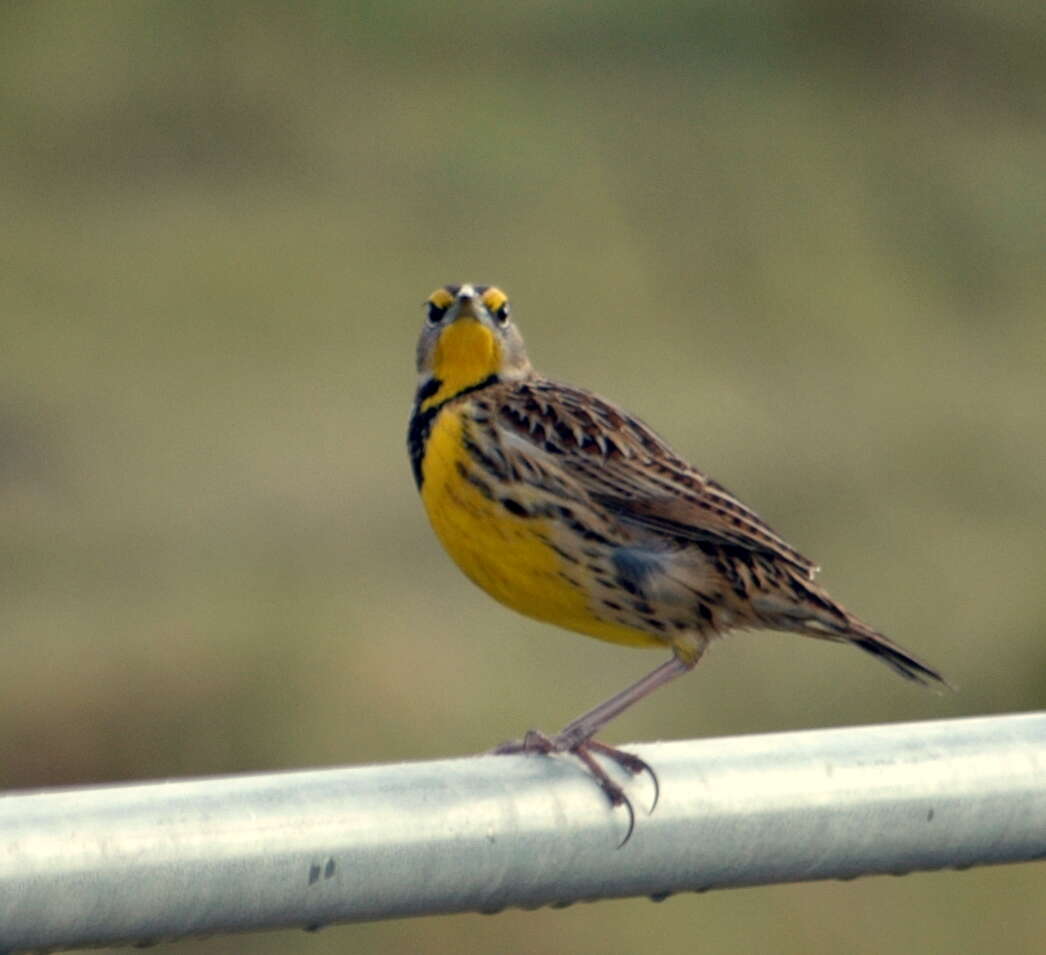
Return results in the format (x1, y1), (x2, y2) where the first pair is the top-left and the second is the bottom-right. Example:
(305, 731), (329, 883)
(415, 284), (531, 410)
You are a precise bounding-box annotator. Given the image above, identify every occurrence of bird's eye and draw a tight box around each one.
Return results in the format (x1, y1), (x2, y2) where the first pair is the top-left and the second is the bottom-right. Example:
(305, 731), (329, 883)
(426, 302), (447, 325)
(494, 302), (511, 325)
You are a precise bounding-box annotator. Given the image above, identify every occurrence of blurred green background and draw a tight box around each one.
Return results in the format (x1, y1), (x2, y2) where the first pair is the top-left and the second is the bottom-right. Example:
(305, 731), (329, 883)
(3, 1), (1044, 952)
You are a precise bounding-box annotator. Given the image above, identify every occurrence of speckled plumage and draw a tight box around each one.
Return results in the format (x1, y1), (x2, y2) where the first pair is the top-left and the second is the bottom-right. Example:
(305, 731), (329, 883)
(409, 284), (945, 833)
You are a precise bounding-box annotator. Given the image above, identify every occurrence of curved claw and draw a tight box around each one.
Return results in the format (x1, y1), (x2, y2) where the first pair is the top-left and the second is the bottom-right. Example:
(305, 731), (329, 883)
(571, 742), (637, 846)
(583, 740), (660, 813)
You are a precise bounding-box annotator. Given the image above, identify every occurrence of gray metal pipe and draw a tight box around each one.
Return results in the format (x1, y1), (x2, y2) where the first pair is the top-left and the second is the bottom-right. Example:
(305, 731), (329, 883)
(2, 713), (1044, 951)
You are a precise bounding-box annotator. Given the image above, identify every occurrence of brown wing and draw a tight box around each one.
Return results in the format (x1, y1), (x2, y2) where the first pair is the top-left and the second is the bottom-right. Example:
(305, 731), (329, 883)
(495, 378), (819, 578)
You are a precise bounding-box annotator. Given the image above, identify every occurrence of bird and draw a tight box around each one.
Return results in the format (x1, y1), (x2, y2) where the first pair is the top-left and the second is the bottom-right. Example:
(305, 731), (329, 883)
(408, 283), (946, 834)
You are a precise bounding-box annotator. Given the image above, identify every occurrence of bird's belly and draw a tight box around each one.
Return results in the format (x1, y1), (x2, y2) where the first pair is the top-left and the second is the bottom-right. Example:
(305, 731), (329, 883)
(420, 412), (662, 649)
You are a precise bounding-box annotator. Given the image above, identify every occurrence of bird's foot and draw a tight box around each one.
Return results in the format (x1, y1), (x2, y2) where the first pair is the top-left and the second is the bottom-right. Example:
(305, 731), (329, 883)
(492, 731), (659, 845)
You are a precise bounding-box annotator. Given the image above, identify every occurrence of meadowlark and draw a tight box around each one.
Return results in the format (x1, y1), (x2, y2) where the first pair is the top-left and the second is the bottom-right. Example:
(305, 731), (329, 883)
(408, 283), (945, 829)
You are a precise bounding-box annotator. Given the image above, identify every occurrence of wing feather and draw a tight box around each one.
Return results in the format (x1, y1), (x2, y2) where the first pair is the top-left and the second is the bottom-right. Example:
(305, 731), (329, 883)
(494, 378), (818, 577)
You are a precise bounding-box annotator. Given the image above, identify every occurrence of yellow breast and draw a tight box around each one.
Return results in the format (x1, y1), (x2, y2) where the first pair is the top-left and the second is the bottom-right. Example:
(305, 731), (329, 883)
(419, 406), (661, 649)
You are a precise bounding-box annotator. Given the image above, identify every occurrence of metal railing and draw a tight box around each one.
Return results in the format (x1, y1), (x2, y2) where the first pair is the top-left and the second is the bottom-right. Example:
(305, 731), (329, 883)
(2, 712), (1044, 951)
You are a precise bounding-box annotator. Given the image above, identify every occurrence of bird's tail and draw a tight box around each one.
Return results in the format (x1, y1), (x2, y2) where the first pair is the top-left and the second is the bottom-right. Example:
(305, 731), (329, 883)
(769, 573), (952, 690)
(846, 625), (952, 690)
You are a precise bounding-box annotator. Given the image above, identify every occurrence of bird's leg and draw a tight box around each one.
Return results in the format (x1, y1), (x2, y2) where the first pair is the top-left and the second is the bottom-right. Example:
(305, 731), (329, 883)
(552, 655), (694, 751)
(493, 652), (700, 838)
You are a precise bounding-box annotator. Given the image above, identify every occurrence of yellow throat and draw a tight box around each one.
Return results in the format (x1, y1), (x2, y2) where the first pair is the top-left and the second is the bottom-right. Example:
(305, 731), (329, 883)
(425, 317), (502, 409)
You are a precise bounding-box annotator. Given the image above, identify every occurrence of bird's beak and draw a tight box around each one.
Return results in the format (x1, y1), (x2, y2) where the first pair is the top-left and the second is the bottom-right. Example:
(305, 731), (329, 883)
(451, 286), (483, 322)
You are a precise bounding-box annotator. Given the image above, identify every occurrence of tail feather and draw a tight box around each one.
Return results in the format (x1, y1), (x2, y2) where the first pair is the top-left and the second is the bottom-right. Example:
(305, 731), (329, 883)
(770, 572), (952, 689)
(849, 628), (952, 690)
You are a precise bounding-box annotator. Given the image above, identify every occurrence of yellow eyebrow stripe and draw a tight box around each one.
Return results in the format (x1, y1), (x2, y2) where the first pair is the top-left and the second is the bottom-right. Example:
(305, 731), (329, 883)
(482, 287), (508, 312)
(429, 288), (455, 308)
